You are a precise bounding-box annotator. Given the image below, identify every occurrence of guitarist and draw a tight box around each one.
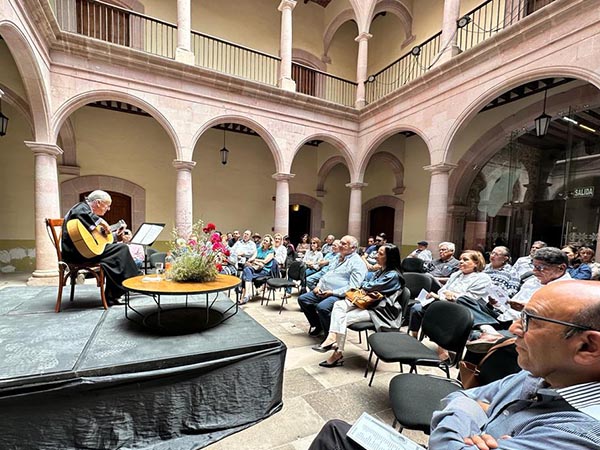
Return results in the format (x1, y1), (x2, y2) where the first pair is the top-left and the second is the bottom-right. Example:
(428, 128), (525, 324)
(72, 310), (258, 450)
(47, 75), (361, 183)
(62, 190), (139, 306)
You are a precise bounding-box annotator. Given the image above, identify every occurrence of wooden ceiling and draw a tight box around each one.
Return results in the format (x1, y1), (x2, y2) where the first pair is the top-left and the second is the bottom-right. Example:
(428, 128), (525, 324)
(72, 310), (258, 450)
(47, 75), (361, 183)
(304, 0), (333, 7)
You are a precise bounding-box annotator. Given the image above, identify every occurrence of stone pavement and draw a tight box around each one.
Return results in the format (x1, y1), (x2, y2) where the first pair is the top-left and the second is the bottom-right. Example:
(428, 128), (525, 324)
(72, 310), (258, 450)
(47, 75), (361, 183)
(0, 274), (455, 450)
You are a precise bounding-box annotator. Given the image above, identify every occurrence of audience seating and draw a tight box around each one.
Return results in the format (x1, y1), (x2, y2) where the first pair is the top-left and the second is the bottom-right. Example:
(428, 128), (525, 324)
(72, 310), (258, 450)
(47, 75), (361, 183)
(348, 287), (410, 350)
(364, 301), (473, 386)
(263, 261), (305, 313)
(388, 338), (519, 434)
(45, 218), (108, 312)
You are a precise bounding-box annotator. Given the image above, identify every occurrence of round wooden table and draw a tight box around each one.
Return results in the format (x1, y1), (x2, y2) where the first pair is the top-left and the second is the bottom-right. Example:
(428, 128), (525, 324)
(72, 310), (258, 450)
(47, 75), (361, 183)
(122, 274), (241, 333)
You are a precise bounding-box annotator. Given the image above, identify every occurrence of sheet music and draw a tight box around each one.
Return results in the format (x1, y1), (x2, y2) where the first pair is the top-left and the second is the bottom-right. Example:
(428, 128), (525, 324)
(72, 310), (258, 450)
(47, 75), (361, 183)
(416, 288), (435, 306)
(347, 412), (425, 450)
(131, 223), (165, 246)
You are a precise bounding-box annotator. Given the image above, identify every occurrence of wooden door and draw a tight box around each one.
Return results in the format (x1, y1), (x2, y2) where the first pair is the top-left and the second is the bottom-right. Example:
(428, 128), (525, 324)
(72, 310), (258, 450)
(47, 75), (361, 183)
(369, 206), (395, 244)
(292, 63), (316, 97)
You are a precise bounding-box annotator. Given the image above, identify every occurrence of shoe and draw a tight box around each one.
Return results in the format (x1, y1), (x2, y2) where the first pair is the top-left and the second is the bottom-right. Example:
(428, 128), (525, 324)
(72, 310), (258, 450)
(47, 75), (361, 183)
(107, 297), (125, 306)
(309, 327), (323, 336)
(319, 355), (344, 368)
(466, 334), (501, 353)
(237, 295), (250, 305)
(312, 342), (337, 353)
(76, 273), (86, 285)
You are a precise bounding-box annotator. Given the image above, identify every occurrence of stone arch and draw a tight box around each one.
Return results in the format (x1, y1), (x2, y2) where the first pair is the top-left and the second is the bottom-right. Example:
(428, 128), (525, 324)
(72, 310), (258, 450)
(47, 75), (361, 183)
(292, 48), (326, 71)
(361, 195), (404, 245)
(316, 155), (349, 196)
(370, 0), (414, 45)
(368, 151), (405, 194)
(322, 9), (356, 61)
(289, 193), (323, 238)
(0, 84), (34, 135)
(360, 125), (431, 175)
(0, 21), (51, 142)
(51, 90), (179, 156)
(57, 118), (78, 167)
(192, 115), (282, 172)
(442, 67), (600, 165)
(293, 133), (355, 178)
(448, 83), (600, 207)
(60, 176), (145, 230)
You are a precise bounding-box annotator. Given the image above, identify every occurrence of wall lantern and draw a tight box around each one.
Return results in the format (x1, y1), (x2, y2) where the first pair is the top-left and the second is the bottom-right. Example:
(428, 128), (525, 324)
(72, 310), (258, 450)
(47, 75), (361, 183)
(0, 98), (8, 137)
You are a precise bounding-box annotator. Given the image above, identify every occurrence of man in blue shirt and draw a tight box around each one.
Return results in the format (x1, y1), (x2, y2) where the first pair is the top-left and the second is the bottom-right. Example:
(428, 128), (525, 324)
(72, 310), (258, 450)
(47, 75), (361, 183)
(298, 235), (367, 336)
(308, 280), (600, 449)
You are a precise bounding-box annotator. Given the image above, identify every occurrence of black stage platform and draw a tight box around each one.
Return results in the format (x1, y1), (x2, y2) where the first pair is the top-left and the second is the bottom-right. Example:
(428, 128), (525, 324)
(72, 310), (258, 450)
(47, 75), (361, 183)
(0, 286), (286, 450)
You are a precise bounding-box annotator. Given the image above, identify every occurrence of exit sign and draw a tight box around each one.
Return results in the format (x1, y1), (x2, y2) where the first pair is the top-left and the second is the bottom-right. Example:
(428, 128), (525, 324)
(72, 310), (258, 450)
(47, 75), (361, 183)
(572, 187), (595, 198)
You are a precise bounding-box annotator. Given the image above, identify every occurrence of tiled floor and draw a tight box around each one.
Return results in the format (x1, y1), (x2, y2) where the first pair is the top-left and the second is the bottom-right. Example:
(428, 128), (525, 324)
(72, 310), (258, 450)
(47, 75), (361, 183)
(0, 273), (453, 450)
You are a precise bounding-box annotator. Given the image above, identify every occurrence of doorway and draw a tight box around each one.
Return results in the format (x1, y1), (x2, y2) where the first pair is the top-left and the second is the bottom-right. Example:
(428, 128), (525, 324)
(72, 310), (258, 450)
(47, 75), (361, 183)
(288, 204), (311, 246)
(369, 206), (395, 243)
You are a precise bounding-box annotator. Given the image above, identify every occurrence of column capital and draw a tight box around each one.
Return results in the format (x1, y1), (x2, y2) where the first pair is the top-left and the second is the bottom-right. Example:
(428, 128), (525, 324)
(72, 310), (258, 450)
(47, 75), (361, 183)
(345, 182), (368, 190)
(423, 163), (457, 175)
(354, 32), (372, 43)
(272, 172), (295, 181)
(278, 0), (297, 12)
(172, 159), (196, 171)
(0, 88), (4, 98)
(24, 141), (63, 158)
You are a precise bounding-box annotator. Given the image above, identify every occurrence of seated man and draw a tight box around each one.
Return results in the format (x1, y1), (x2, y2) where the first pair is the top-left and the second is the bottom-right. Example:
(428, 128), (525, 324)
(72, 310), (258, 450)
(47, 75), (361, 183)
(298, 235), (367, 336)
(407, 240), (433, 262)
(512, 240), (546, 277)
(308, 280), (600, 450)
(231, 229), (257, 267)
(320, 234), (335, 256)
(61, 190), (139, 305)
(426, 241), (460, 281)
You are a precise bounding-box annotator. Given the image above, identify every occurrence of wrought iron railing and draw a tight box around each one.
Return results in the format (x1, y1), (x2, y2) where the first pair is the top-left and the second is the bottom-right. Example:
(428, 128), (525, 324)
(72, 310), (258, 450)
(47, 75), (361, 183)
(52, 0), (177, 58)
(191, 31), (280, 87)
(292, 62), (357, 108)
(365, 32), (441, 104)
(457, 0), (556, 53)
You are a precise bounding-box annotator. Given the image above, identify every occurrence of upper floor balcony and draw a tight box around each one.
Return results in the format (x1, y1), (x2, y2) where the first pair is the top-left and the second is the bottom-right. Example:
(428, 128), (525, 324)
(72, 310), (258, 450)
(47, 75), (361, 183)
(48, 0), (556, 109)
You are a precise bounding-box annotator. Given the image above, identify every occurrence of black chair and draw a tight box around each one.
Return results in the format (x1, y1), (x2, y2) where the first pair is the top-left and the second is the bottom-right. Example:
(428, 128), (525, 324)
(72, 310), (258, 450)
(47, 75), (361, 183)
(252, 262), (280, 298)
(263, 261), (306, 313)
(148, 251), (166, 272)
(144, 247), (158, 273)
(348, 287), (411, 350)
(401, 272), (441, 326)
(401, 257), (426, 273)
(364, 301), (474, 386)
(388, 339), (519, 434)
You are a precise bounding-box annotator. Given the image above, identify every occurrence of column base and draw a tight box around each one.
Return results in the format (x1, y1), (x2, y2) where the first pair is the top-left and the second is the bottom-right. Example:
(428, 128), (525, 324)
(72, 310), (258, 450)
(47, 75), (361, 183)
(437, 45), (461, 65)
(27, 269), (59, 286)
(175, 48), (196, 65)
(278, 77), (296, 92)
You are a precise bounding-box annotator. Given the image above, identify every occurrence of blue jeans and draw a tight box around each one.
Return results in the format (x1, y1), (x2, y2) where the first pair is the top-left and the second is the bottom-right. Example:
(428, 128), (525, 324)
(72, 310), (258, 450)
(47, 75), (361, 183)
(297, 291), (340, 334)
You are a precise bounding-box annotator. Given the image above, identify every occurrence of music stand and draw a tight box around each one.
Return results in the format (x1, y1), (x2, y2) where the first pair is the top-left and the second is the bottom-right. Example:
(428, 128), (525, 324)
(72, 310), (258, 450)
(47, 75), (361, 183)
(130, 223), (165, 274)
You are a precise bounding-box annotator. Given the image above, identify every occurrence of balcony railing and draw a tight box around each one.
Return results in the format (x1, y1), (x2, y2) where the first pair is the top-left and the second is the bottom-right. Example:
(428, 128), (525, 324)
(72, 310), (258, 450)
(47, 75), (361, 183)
(292, 63), (357, 108)
(365, 32), (441, 104)
(53, 0), (177, 58)
(457, 0), (556, 53)
(191, 31), (280, 87)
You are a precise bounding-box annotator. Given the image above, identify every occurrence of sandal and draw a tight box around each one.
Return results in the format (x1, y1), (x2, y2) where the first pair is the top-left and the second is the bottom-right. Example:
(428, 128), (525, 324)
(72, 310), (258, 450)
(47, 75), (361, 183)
(319, 355), (344, 368)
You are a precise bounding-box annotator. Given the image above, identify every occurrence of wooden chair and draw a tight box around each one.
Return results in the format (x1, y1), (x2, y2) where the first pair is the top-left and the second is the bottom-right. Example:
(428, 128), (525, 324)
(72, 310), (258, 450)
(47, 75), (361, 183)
(45, 218), (108, 312)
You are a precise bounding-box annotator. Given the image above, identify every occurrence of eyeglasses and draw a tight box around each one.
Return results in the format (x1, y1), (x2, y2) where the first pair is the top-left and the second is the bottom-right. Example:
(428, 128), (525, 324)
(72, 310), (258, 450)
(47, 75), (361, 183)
(532, 263), (560, 272)
(520, 310), (598, 334)
(439, 248), (450, 252)
(375, 239), (383, 243)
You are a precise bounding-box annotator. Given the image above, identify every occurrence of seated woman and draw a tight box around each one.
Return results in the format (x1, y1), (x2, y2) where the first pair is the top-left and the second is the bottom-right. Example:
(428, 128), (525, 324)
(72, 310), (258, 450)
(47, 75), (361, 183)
(239, 234), (275, 304)
(296, 233), (310, 260)
(312, 244), (405, 368)
(408, 250), (491, 339)
(579, 246), (600, 280)
(303, 237), (324, 278)
(563, 244), (591, 280)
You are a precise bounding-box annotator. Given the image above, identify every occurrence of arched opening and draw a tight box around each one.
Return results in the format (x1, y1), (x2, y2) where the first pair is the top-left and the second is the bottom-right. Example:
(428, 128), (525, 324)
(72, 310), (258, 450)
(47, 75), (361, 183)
(288, 204), (311, 246)
(369, 206), (394, 242)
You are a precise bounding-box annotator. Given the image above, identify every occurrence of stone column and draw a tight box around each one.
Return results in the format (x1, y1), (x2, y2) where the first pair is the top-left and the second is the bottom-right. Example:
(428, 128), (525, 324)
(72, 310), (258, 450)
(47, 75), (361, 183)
(272, 172), (295, 235)
(424, 163), (456, 248)
(278, 0), (297, 91)
(354, 32), (372, 108)
(173, 160), (196, 237)
(346, 182), (367, 238)
(25, 142), (63, 283)
(439, 0), (461, 64)
(175, 0), (195, 65)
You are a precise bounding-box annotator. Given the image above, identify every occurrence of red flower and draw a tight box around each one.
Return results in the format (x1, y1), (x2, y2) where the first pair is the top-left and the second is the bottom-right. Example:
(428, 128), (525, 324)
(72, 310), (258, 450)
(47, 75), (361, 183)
(210, 233), (221, 244)
(203, 222), (216, 233)
(216, 263), (223, 272)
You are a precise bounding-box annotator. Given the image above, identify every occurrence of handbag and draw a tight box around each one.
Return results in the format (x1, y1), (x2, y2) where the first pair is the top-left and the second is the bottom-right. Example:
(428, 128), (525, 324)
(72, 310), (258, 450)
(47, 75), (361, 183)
(459, 337), (517, 389)
(345, 288), (384, 310)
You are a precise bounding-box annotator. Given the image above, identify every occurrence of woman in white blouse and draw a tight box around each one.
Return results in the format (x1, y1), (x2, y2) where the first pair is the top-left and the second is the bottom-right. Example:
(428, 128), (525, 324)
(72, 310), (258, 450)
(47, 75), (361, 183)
(303, 237), (323, 277)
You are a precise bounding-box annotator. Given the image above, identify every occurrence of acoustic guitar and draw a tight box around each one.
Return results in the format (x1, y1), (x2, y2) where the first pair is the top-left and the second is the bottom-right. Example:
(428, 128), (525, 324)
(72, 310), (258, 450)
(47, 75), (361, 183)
(66, 219), (126, 259)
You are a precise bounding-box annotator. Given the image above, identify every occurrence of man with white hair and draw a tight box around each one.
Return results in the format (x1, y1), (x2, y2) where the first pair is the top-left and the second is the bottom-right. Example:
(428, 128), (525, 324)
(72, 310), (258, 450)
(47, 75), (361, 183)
(426, 241), (460, 278)
(298, 235), (367, 336)
(62, 190), (139, 305)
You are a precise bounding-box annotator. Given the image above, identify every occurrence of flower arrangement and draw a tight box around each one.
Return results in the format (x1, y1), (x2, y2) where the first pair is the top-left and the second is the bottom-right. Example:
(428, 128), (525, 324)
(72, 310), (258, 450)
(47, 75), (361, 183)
(169, 220), (230, 282)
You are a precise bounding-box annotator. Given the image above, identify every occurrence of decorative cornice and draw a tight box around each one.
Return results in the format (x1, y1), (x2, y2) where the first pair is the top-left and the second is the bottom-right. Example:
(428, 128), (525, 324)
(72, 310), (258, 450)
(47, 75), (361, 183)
(278, 0), (297, 12)
(345, 182), (368, 190)
(355, 32), (373, 43)
(423, 163), (457, 174)
(58, 164), (80, 176)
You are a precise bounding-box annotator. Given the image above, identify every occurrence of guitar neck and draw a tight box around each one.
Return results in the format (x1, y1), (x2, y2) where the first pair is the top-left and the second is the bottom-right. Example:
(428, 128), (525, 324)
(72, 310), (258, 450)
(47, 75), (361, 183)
(109, 219), (126, 233)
